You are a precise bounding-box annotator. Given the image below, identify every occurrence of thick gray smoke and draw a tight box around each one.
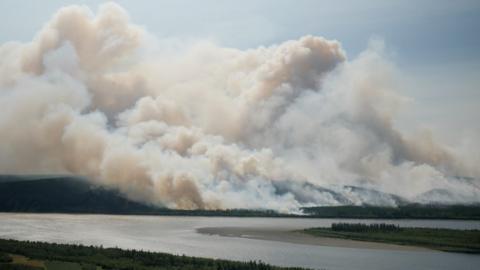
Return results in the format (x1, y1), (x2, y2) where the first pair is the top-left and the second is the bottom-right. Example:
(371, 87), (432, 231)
(1, 3), (479, 212)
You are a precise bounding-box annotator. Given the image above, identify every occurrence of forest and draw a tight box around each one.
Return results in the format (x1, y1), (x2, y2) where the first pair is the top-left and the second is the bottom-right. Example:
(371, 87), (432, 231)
(0, 238), (308, 270)
(1, 176), (480, 219)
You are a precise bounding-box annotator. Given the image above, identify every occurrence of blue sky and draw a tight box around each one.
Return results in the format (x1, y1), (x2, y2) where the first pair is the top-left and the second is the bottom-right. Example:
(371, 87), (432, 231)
(1, 0), (479, 143)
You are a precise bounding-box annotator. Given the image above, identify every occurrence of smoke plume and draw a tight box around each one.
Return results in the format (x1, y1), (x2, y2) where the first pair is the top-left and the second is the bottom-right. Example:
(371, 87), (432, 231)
(0, 3), (478, 212)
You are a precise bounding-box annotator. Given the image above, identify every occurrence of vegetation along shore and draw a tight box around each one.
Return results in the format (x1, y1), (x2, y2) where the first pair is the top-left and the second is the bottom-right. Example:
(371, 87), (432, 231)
(0, 238), (309, 270)
(303, 223), (480, 253)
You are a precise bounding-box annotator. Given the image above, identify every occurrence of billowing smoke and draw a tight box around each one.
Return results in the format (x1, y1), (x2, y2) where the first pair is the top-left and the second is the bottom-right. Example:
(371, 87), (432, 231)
(0, 3), (478, 212)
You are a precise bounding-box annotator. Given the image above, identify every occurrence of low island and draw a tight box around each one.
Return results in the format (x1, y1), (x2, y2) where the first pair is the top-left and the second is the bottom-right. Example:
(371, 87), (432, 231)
(303, 223), (480, 254)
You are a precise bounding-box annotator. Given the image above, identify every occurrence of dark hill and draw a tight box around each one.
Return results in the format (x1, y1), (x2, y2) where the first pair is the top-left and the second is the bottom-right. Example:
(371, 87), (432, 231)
(1, 175), (479, 219)
(0, 176), (159, 214)
(0, 175), (286, 216)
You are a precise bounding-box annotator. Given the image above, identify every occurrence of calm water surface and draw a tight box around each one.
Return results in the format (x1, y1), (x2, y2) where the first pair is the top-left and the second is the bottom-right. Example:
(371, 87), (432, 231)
(0, 213), (479, 270)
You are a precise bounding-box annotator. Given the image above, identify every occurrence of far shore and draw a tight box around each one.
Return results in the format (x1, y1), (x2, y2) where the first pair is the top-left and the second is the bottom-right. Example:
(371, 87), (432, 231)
(197, 227), (429, 251)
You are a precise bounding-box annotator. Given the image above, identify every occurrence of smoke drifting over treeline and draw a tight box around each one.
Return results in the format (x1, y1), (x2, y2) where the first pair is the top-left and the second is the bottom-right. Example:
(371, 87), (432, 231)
(0, 3), (478, 212)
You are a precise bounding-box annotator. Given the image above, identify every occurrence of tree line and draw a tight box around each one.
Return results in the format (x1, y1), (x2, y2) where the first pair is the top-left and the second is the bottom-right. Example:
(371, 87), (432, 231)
(0, 238), (309, 270)
(331, 223), (401, 233)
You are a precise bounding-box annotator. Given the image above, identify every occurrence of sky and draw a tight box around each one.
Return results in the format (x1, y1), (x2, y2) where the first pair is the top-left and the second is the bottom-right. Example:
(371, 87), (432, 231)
(0, 1), (479, 210)
(1, 0), (479, 143)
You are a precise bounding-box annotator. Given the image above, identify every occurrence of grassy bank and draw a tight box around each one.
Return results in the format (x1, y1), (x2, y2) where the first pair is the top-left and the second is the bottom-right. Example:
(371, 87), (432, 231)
(0, 238), (308, 270)
(303, 223), (480, 253)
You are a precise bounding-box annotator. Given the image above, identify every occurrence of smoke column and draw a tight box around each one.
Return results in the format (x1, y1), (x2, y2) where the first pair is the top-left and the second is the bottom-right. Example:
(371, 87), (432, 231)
(0, 3), (478, 212)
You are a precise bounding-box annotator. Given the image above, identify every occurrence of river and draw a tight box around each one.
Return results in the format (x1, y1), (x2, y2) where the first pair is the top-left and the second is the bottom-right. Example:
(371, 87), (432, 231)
(0, 213), (479, 270)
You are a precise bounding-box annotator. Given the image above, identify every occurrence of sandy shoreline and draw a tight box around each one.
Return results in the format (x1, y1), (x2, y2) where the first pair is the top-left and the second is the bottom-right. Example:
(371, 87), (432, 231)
(197, 227), (430, 251)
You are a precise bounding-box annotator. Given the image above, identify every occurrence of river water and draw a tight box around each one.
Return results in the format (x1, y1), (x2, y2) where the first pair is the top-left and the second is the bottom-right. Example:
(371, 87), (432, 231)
(0, 213), (479, 270)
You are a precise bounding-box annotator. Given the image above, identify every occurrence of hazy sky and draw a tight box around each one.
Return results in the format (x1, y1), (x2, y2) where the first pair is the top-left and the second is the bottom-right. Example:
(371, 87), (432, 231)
(1, 0), (479, 143)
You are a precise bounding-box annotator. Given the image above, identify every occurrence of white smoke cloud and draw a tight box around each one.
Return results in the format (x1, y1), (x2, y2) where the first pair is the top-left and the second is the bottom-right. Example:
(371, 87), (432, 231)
(0, 3), (478, 212)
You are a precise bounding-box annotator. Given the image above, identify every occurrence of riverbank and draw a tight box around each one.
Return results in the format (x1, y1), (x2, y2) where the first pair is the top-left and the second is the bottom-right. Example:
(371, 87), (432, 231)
(0, 238), (308, 270)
